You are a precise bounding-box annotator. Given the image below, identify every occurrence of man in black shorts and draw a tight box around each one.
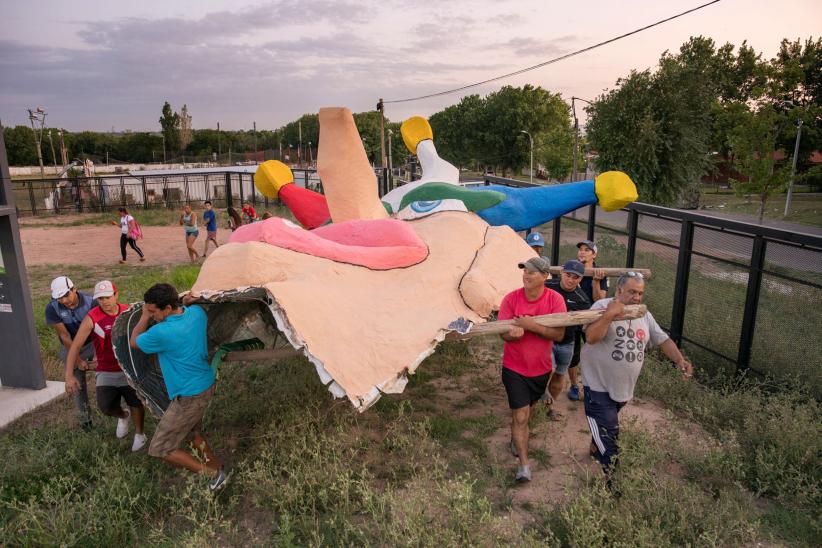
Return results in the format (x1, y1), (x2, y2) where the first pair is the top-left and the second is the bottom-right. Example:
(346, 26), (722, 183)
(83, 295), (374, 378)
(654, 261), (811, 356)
(498, 257), (566, 482)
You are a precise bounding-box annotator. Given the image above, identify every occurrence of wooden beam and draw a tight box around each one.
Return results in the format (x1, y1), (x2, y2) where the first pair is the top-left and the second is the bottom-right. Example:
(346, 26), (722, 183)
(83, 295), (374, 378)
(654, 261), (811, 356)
(222, 305), (647, 361)
(444, 304), (646, 340)
(547, 267), (652, 279)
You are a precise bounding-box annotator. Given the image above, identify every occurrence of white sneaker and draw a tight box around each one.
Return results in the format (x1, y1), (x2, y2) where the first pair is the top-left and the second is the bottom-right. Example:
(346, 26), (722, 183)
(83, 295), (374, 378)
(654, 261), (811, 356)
(116, 409), (130, 439)
(131, 433), (147, 452)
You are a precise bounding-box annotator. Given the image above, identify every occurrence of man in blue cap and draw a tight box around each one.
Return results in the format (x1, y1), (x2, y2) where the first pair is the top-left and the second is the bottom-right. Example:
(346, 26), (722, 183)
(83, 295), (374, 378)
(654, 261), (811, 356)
(524, 231), (545, 255)
(544, 260), (591, 416)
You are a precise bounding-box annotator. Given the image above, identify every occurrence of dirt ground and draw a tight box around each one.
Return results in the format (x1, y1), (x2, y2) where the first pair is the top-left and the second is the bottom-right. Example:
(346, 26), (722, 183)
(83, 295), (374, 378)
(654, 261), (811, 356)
(20, 224), (231, 266)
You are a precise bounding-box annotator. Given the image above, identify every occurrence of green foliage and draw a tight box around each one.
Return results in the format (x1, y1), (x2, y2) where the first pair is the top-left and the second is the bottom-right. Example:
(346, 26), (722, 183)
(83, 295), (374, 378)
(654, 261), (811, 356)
(728, 105), (793, 223)
(159, 101), (181, 154)
(3, 125), (39, 165)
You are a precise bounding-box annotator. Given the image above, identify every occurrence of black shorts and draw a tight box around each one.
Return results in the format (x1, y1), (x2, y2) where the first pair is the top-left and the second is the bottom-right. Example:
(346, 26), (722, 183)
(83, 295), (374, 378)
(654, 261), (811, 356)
(96, 384), (142, 414)
(501, 367), (549, 410)
(570, 331), (583, 368)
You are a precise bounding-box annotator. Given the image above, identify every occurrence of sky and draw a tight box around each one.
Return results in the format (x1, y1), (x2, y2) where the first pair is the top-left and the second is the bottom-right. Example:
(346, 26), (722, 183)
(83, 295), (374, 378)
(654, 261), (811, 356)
(1, 0), (820, 132)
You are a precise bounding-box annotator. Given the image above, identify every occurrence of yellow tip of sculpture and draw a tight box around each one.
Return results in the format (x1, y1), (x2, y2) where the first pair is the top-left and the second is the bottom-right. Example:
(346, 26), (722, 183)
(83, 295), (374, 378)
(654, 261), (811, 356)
(401, 116), (434, 154)
(595, 171), (638, 211)
(255, 160), (294, 199)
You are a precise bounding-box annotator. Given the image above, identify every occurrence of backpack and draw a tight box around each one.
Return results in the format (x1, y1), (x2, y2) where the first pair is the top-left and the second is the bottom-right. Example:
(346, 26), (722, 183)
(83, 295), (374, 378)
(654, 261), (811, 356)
(129, 217), (144, 240)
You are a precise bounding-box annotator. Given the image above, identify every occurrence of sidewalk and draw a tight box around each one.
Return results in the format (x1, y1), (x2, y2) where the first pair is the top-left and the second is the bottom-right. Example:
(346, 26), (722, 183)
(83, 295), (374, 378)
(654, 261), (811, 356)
(0, 381), (65, 430)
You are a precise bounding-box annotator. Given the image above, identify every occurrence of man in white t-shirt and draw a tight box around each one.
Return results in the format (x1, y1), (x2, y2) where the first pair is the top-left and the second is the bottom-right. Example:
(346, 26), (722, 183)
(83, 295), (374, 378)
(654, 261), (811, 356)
(581, 271), (692, 480)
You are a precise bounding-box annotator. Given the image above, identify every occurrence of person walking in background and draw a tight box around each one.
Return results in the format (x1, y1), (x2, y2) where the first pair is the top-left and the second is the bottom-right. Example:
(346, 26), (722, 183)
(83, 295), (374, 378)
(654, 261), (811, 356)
(130, 283), (227, 493)
(180, 204), (200, 263)
(46, 275), (96, 430)
(202, 201), (219, 257)
(111, 207), (145, 264)
(65, 280), (147, 451)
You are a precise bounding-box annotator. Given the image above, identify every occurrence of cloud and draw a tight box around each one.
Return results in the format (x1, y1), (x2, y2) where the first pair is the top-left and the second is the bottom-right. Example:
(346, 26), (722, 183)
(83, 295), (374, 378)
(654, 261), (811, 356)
(499, 35), (578, 58)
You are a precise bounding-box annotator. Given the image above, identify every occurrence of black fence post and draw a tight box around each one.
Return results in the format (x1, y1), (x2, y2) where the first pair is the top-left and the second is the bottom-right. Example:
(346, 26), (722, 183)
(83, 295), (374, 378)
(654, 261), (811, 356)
(98, 177), (106, 212)
(224, 173), (233, 208)
(142, 176), (149, 209)
(27, 181), (36, 215)
(626, 208), (639, 268)
(551, 217), (561, 266)
(669, 220), (694, 345)
(251, 174), (257, 208)
(587, 204), (596, 241)
(183, 174), (190, 205)
(119, 176), (125, 207)
(737, 236), (767, 372)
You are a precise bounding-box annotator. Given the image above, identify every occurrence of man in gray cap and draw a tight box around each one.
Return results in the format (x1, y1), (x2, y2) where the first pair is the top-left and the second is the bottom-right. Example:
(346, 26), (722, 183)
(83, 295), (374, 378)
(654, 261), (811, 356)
(544, 260), (591, 416)
(498, 257), (566, 482)
(45, 275), (96, 429)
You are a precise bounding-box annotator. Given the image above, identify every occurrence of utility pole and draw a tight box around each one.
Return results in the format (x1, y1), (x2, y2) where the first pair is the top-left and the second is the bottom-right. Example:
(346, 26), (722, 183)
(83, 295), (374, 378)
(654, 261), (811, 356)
(47, 130), (58, 174)
(27, 107), (47, 179)
(387, 128), (394, 189)
(58, 130), (68, 169)
(253, 121), (258, 163)
(217, 122), (221, 165)
(784, 119), (803, 218)
(377, 99), (386, 168)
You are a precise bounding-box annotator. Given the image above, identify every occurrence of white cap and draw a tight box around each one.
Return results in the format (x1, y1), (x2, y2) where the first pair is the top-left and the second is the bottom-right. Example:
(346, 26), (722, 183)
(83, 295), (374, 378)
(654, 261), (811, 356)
(93, 280), (117, 299)
(51, 276), (74, 299)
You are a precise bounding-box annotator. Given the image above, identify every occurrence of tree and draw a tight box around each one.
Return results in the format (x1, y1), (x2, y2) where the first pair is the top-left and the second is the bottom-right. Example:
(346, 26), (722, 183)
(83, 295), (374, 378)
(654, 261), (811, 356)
(587, 37), (722, 205)
(2, 125), (38, 166)
(476, 85), (570, 177)
(728, 105), (793, 223)
(159, 101), (181, 155)
(429, 94), (485, 169)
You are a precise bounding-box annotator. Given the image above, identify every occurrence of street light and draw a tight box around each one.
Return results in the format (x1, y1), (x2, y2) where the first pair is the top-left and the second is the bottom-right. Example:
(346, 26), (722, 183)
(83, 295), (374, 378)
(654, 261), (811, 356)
(520, 130), (533, 184)
(570, 97), (593, 182)
(387, 128), (394, 188)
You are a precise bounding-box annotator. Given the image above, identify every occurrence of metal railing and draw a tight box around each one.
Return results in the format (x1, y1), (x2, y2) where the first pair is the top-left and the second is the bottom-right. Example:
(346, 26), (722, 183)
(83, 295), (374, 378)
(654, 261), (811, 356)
(12, 167), (391, 215)
(482, 175), (822, 388)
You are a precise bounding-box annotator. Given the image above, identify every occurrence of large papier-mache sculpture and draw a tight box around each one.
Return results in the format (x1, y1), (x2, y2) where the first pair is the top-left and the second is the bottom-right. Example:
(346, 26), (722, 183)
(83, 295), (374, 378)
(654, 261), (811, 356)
(113, 108), (637, 414)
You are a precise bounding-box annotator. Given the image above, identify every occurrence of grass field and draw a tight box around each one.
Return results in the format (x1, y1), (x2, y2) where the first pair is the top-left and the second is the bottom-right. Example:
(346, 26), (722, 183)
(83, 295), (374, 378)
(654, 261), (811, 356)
(697, 190), (821, 228)
(2, 217), (820, 545)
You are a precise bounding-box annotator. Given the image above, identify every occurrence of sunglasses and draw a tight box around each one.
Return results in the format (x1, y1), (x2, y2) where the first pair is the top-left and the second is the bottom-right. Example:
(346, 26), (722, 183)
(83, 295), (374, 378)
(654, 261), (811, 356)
(624, 271), (644, 279)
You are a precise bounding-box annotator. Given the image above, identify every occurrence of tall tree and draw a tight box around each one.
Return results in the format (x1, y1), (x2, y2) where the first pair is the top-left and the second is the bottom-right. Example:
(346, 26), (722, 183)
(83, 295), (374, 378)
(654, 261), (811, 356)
(158, 101), (181, 156)
(727, 105), (793, 223)
(429, 94), (485, 169)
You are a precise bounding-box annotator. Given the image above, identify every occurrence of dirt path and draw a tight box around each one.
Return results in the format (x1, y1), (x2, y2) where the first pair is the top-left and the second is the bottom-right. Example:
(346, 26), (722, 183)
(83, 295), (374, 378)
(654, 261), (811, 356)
(20, 225), (231, 267)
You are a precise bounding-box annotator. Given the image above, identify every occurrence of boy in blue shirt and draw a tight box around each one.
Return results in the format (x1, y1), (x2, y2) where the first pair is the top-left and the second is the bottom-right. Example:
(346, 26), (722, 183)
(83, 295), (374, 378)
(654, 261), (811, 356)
(129, 283), (226, 492)
(202, 200), (219, 257)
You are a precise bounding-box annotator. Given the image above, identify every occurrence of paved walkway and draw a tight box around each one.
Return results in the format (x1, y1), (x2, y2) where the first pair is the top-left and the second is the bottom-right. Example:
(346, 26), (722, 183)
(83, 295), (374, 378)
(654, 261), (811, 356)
(0, 381), (65, 430)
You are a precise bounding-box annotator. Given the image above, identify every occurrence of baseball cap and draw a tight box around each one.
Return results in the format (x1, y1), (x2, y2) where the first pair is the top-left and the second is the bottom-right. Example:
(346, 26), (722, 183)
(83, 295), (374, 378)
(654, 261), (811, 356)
(525, 232), (545, 247)
(93, 280), (118, 299)
(518, 256), (551, 274)
(50, 276), (75, 299)
(562, 259), (586, 277)
(576, 239), (598, 254)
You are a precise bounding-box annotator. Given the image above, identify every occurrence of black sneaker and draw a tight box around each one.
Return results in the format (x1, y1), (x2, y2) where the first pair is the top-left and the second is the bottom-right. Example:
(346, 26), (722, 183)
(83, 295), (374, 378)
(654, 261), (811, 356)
(208, 468), (228, 493)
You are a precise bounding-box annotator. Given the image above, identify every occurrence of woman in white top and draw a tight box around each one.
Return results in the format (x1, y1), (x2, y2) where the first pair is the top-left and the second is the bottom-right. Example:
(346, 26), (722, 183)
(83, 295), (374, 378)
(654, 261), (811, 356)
(111, 207), (145, 264)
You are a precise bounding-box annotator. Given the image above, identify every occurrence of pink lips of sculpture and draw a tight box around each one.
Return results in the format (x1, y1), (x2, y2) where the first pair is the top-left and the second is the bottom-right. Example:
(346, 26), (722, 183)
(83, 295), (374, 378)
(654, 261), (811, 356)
(228, 217), (429, 270)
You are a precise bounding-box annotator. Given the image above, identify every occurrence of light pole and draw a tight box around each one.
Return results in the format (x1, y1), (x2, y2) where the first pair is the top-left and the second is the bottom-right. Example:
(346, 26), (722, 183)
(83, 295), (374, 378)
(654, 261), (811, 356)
(308, 141), (313, 165)
(27, 107), (47, 179)
(520, 130), (533, 184)
(387, 128), (394, 187)
(570, 97), (592, 182)
(161, 133), (166, 163)
(784, 118), (803, 218)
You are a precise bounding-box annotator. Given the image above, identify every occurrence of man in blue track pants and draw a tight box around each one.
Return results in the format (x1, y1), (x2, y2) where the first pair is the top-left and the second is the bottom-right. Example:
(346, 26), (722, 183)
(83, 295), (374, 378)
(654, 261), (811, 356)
(581, 272), (692, 485)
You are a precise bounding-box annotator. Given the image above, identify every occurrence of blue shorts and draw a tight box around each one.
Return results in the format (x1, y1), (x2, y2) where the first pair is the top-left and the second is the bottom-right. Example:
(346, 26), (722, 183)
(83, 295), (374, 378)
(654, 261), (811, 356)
(185, 230), (199, 239)
(552, 341), (575, 375)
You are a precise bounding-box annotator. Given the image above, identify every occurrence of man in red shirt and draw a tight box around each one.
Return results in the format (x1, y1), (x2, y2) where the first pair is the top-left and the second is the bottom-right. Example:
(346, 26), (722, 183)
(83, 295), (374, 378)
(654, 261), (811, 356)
(66, 280), (147, 451)
(498, 257), (566, 482)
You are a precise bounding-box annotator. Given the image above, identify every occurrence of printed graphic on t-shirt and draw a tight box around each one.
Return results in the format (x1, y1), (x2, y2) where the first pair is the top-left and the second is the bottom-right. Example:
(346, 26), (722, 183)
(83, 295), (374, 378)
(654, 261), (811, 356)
(611, 324), (645, 364)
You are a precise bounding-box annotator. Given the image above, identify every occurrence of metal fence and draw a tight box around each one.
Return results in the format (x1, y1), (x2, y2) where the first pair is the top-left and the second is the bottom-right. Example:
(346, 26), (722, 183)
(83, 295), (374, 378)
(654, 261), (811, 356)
(12, 167), (391, 216)
(484, 174), (822, 390)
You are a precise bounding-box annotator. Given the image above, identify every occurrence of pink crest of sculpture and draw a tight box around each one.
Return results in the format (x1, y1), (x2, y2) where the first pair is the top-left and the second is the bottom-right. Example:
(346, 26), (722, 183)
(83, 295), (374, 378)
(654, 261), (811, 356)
(228, 217), (429, 270)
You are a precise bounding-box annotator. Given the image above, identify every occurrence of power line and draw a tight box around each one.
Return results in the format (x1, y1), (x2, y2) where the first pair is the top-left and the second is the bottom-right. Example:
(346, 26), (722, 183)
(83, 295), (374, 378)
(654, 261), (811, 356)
(383, 0), (721, 104)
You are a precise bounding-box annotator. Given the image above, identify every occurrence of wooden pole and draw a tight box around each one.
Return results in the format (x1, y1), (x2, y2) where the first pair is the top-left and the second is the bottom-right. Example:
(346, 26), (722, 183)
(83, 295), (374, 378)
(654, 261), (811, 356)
(548, 267), (651, 279)
(220, 305), (647, 361)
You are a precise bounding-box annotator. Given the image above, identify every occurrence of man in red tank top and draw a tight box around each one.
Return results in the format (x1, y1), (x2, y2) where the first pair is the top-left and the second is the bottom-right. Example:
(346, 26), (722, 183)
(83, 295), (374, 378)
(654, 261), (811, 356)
(66, 280), (147, 451)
